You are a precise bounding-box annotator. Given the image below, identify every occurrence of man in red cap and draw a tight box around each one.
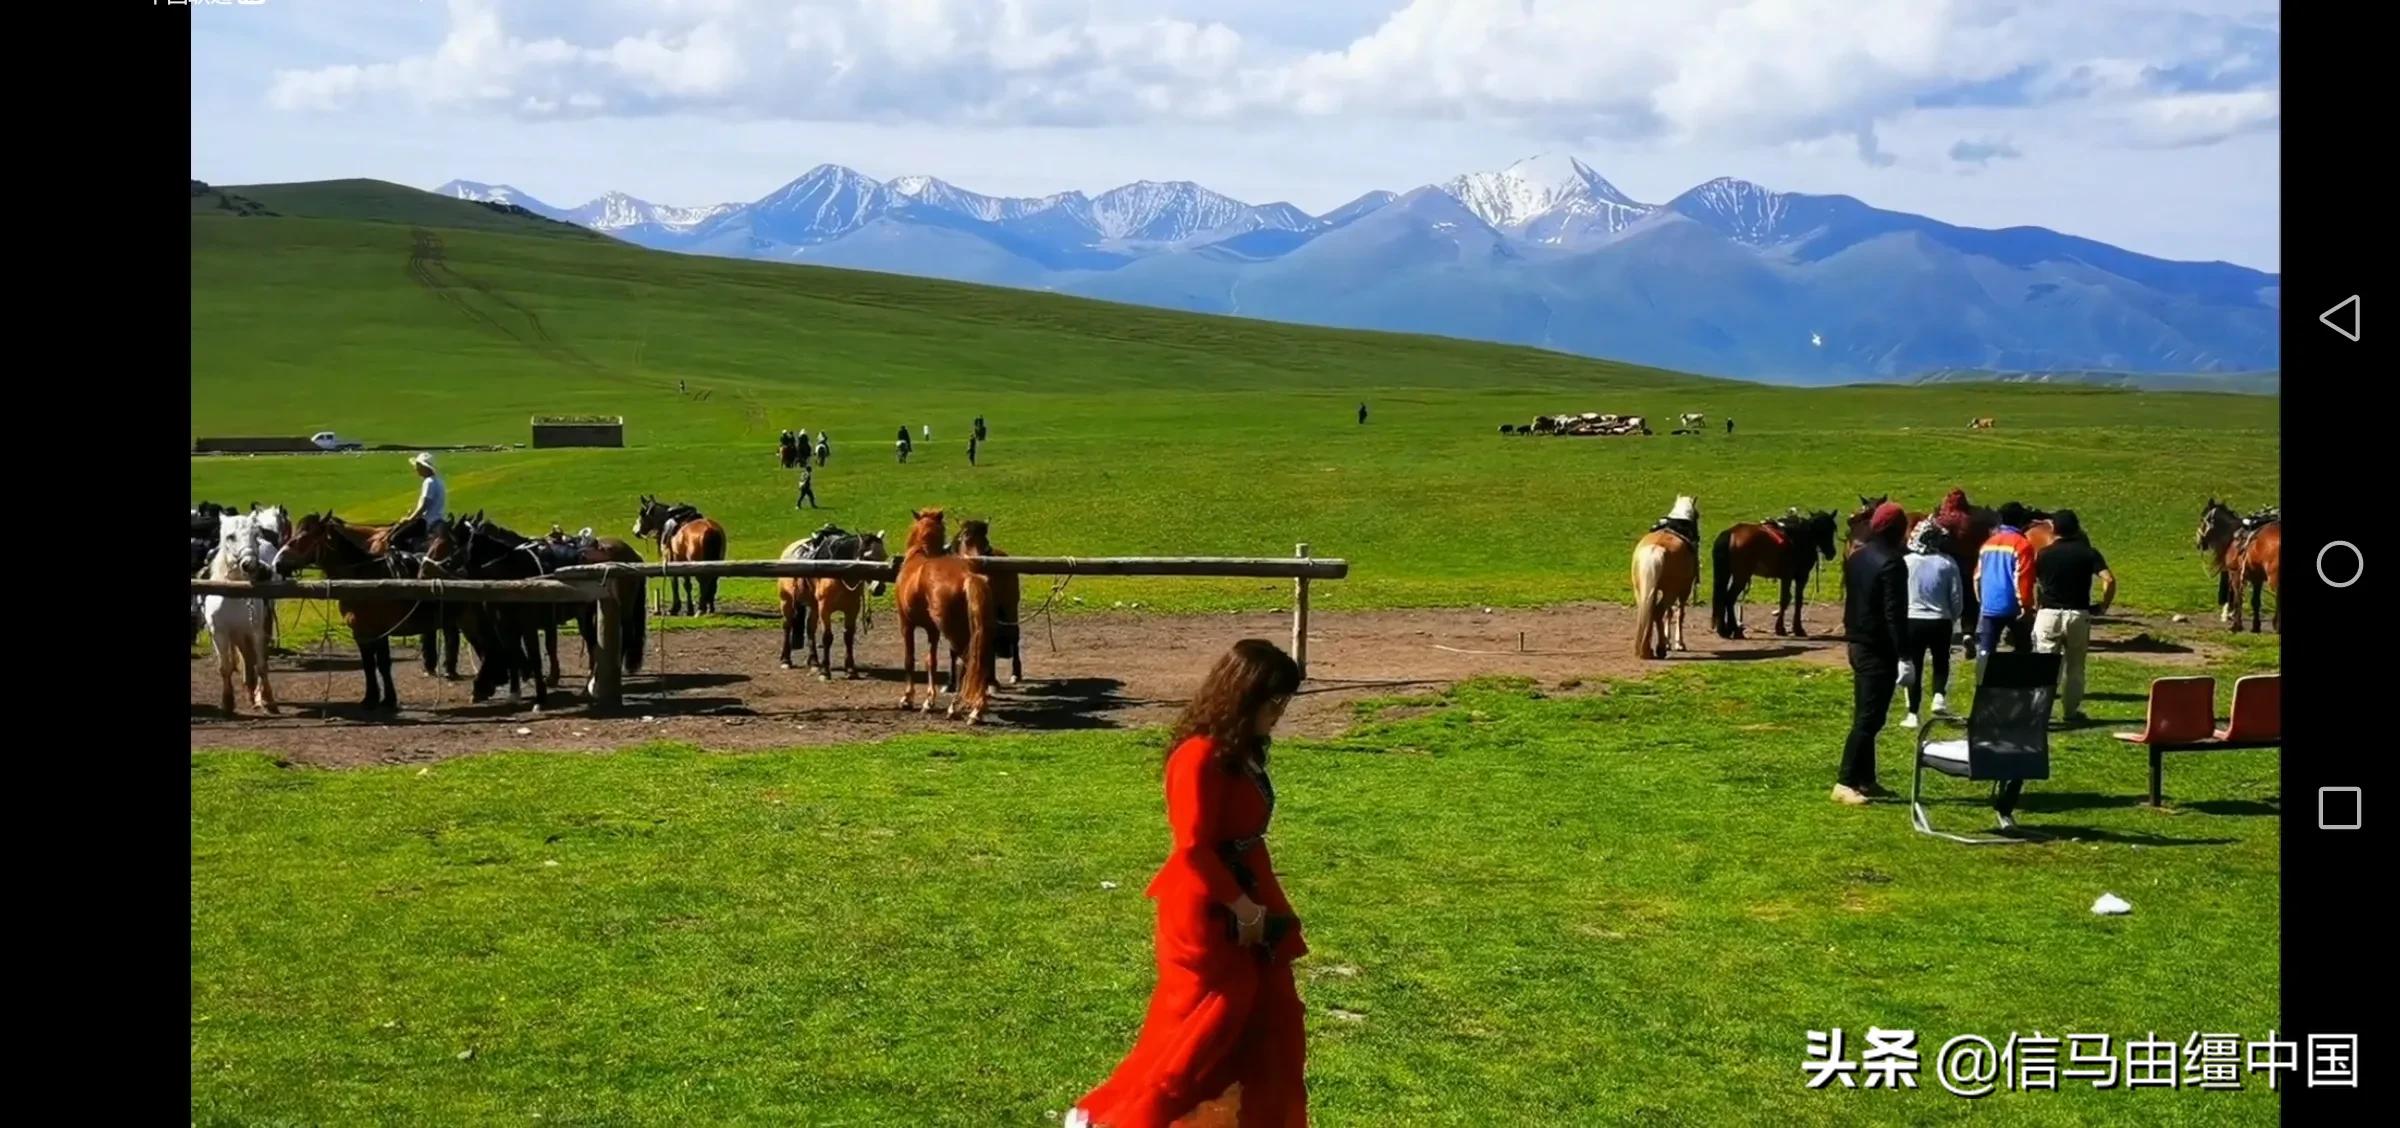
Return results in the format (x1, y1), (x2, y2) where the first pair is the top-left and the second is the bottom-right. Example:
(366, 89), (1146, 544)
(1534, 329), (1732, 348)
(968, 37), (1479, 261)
(1834, 501), (1911, 805)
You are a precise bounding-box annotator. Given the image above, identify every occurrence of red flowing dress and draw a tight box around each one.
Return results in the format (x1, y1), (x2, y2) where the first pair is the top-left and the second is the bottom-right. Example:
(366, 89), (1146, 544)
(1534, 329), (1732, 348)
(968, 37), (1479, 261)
(1071, 736), (1309, 1128)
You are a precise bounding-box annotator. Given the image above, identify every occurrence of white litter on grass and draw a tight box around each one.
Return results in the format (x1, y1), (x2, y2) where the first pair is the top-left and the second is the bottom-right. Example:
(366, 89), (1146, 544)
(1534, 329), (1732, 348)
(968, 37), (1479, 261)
(544, 860), (560, 868)
(515, 727), (532, 736)
(2091, 892), (2132, 915)
(1099, 881), (1119, 890)
(2171, 614), (2191, 624)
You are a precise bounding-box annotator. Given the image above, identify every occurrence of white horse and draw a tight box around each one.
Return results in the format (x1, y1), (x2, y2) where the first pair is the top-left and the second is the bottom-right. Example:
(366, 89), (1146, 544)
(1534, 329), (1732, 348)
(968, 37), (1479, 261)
(1678, 412), (1706, 430)
(202, 512), (280, 715)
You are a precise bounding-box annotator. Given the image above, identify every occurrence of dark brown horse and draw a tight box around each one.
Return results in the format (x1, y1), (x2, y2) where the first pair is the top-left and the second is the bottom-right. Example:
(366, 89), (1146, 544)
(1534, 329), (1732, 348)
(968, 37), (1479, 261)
(1711, 510), (1838, 637)
(951, 519), (1023, 687)
(2197, 499), (2281, 633)
(275, 513), (458, 711)
(633, 495), (727, 615)
(893, 508), (995, 722)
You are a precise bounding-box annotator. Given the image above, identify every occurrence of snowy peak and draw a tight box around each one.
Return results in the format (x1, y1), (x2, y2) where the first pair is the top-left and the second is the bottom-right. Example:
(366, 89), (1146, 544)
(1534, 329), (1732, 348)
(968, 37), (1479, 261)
(565, 190), (738, 233)
(1318, 190), (1397, 229)
(1089, 180), (1259, 243)
(1441, 154), (1647, 232)
(436, 180), (562, 218)
(750, 164), (893, 242)
(1667, 177), (1797, 245)
(886, 175), (1083, 223)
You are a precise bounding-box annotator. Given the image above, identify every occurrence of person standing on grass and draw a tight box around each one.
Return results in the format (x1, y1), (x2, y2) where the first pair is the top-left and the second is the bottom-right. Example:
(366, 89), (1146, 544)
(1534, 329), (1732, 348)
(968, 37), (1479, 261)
(1725, 417), (1735, 435)
(1899, 519), (1965, 729)
(1834, 502), (1910, 806)
(2031, 509), (2114, 722)
(1974, 501), (2038, 682)
(794, 467), (818, 510)
(967, 434), (979, 466)
(1068, 640), (1310, 1128)
(1357, 402), (1368, 425)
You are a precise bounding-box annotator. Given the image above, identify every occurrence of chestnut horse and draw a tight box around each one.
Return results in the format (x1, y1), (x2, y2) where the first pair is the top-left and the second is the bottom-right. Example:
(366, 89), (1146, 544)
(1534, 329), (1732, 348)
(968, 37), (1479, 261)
(2197, 499), (2281, 633)
(775, 526), (890, 677)
(1710, 510), (1838, 638)
(633, 495), (727, 615)
(1631, 498), (1702, 659)
(951, 519), (1024, 687)
(893, 508), (995, 721)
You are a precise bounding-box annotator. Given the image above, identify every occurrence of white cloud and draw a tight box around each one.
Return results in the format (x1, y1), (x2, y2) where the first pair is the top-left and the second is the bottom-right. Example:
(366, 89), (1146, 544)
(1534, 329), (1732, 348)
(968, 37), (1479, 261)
(264, 1), (2280, 165)
(2120, 89), (2279, 148)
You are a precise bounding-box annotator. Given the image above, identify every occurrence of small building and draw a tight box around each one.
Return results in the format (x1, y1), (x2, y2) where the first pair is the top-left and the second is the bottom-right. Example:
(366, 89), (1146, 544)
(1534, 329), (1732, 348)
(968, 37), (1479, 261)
(531, 415), (625, 449)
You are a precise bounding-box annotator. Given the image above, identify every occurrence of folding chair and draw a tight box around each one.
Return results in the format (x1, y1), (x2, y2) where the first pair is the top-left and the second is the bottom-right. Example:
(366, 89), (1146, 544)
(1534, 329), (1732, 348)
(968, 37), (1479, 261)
(1912, 650), (2061, 843)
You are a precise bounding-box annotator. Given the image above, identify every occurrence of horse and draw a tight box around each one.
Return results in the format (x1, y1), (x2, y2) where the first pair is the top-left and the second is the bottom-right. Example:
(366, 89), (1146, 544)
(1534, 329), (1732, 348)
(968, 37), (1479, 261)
(431, 515), (651, 704)
(892, 508), (995, 722)
(951, 519), (1024, 687)
(2197, 498), (2281, 633)
(778, 430), (803, 469)
(1851, 491), (2057, 654)
(275, 513), (459, 710)
(1710, 510), (1838, 638)
(200, 512), (280, 715)
(1630, 497), (1702, 659)
(1678, 412), (1706, 431)
(776, 525), (890, 674)
(1968, 417), (1996, 430)
(633, 495), (727, 616)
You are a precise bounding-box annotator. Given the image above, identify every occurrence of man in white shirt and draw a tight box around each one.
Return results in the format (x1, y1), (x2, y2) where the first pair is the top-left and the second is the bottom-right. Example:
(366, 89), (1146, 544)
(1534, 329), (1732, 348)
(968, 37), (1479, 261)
(395, 452), (446, 551)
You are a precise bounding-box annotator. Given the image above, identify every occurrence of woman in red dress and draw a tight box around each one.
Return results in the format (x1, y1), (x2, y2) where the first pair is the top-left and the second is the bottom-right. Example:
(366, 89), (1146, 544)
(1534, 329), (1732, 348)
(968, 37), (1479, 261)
(1068, 639), (1310, 1128)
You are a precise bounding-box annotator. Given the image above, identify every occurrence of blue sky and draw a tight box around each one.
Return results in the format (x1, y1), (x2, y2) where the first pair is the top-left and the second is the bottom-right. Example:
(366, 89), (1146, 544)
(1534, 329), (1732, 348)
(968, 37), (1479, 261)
(190, 0), (2281, 270)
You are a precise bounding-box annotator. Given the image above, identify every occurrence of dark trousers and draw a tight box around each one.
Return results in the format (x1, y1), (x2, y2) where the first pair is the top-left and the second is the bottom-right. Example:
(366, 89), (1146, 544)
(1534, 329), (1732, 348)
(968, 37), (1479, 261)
(798, 485), (817, 508)
(1902, 618), (1953, 714)
(1843, 644), (1898, 790)
(1993, 779), (2025, 817)
(1975, 612), (2030, 657)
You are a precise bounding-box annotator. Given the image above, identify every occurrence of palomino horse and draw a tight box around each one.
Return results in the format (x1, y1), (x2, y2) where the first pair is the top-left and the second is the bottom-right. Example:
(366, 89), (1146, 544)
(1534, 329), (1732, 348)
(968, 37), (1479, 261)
(2197, 499), (2281, 633)
(1710, 510), (1838, 637)
(275, 513), (459, 710)
(1631, 497), (1702, 659)
(952, 519), (1024, 687)
(893, 508), (995, 721)
(633, 495), (727, 616)
(201, 512), (280, 715)
(775, 526), (890, 676)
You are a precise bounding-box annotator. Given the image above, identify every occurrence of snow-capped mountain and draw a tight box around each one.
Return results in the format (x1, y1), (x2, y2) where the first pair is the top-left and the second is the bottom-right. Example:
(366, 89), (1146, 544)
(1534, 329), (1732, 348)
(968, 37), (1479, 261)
(426, 156), (2279, 383)
(1441, 154), (1652, 244)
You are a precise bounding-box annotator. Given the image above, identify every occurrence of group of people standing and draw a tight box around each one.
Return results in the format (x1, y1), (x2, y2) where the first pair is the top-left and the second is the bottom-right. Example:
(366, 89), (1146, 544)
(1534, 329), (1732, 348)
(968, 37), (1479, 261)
(1836, 500), (2116, 815)
(894, 416), (989, 465)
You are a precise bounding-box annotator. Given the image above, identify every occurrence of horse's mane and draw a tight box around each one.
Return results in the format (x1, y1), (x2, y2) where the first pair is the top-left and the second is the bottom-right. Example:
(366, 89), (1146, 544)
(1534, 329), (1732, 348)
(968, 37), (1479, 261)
(1937, 488), (1971, 517)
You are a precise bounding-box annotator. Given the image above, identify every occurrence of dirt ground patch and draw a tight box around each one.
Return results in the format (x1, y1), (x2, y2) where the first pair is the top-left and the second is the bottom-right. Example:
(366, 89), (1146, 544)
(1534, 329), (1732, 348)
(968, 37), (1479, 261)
(189, 605), (2221, 768)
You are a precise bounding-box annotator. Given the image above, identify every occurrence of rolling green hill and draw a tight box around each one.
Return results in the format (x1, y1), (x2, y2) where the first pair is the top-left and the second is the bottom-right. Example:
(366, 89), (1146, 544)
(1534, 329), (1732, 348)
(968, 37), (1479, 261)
(189, 180), (2279, 614)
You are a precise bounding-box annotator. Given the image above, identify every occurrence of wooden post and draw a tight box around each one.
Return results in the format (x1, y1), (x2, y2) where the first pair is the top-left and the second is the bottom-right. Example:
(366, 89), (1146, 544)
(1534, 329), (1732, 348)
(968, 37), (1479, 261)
(1293, 543), (1311, 678)
(592, 580), (623, 712)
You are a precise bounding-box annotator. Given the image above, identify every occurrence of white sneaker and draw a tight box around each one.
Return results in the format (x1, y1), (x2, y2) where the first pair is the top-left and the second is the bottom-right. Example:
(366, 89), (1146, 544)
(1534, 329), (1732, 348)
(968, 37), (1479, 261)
(1932, 693), (1951, 715)
(1996, 812), (2019, 832)
(1901, 712), (1920, 729)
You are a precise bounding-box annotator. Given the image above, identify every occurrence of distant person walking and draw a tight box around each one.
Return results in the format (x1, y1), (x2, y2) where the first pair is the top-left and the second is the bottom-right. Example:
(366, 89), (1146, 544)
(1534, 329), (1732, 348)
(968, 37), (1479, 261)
(677, 379), (687, 395)
(968, 435), (979, 466)
(2031, 509), (2114, 722)
(1899, 519), (1965, 728)
(895, 425), (913, 463)
(1357, 402), (1369, 425)
(815, 434), (830, 468)
(973, 415), (988, 442)
(795, 468), (818, 510)
(923, 424), (932, 441)
(1974, 501), (2038, 682)
(1725, 417), (1735, 435)
(1835, 502), (1910, 806)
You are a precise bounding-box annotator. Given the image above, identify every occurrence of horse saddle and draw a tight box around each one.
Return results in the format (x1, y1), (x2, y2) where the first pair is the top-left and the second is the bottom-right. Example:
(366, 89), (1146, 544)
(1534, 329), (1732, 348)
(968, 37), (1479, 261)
(1650, 517), (1698, 544)
(804, 525), (863, 561)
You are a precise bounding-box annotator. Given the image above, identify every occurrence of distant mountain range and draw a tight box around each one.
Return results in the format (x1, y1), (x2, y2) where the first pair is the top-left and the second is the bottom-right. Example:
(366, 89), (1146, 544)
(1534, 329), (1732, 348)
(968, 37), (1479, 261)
(437, 155), (2279, 385)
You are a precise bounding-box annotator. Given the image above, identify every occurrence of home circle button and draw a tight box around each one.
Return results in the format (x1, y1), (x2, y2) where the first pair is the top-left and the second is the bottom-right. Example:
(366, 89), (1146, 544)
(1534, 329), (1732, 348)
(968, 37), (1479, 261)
(2316, 541), (2364, 589)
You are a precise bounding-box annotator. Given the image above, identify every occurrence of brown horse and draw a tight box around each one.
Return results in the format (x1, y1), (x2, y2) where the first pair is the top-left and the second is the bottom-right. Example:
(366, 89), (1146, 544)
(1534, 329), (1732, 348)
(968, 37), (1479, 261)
(1711, 510), (1838, 637)
(774, 527), (890, 677)
(892, 508), (995, 721)
(1850, 492), (2055, 653)
(951, 519), (1024, 687)
(275, 513), (456, 711)
(2197, 499), (2281, 633)
(633, 495), (727, 615)
(1630, 498), (1702, 659)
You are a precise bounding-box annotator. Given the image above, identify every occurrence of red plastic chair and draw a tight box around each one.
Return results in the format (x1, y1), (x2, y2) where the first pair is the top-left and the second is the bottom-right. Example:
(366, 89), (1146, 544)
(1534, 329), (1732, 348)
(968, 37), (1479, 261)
(2215, 675), (2282, 744)
(2114, 677), (2217, 806)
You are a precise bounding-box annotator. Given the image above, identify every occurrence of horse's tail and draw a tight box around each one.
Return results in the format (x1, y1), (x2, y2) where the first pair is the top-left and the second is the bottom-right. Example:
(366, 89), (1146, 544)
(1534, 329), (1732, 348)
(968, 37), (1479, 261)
(962, 575), (996, 719)
(698, 524), (728, 607)
(1631, 545), (1659, 659)
(619, 573), (647, 674)
(1709, 528), (1735, 636)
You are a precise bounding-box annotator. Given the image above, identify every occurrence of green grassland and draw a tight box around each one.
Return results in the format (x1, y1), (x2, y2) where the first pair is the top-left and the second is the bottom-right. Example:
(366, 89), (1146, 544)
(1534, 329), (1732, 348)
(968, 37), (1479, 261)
(193, 646), (2283, 1126)
(191, 185), (2283, 1125)
(189, 186), (2278, 616)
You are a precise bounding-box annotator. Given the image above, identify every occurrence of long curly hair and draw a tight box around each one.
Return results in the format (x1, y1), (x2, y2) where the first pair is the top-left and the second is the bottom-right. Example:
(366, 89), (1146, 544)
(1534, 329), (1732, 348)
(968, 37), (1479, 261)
(1169, 639), (1302, 772)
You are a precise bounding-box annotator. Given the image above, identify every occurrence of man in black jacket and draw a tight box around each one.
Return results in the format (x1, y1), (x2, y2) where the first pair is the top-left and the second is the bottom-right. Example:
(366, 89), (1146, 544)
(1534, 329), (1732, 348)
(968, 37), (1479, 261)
(1836, 502), (1911, 805)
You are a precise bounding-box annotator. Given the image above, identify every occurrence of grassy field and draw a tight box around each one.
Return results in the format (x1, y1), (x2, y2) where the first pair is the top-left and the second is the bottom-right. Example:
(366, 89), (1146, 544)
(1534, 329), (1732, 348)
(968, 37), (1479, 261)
(190, 186), (2284, 1125)
(192, 639), (2283, 1126)
(189, 189), (2278, 616)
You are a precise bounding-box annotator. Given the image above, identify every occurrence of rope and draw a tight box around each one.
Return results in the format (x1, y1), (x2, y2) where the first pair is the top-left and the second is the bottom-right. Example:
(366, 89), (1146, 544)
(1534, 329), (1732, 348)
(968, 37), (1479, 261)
(1026, 558), (1080, 655)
